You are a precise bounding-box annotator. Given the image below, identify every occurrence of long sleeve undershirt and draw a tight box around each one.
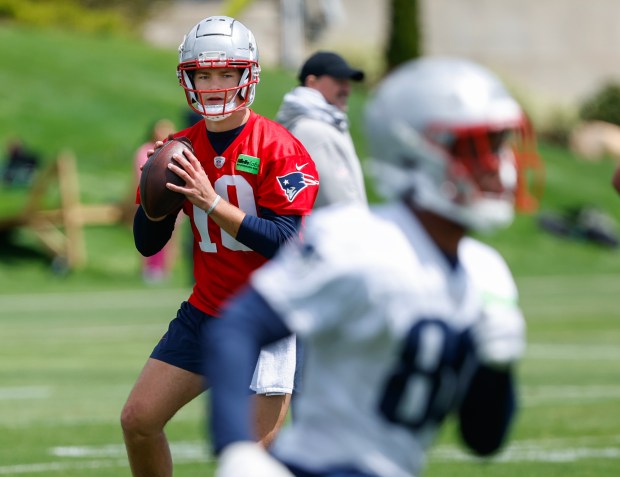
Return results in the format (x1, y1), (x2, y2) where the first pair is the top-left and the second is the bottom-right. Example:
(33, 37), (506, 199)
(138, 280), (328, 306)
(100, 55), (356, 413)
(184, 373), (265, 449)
(457, 364), (517, 455)
(133, 205), (301, 259)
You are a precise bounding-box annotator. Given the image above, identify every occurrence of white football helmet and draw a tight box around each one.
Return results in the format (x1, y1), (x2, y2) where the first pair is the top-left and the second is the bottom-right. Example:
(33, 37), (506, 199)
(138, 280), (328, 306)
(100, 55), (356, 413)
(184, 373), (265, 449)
(366, 56), (534, 231)
(177, 16), (260, 121)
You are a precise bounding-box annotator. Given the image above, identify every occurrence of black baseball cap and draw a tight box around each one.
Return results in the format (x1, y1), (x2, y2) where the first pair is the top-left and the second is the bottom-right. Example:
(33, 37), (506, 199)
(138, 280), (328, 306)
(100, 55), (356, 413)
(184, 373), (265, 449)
(298, 51), (365, 84)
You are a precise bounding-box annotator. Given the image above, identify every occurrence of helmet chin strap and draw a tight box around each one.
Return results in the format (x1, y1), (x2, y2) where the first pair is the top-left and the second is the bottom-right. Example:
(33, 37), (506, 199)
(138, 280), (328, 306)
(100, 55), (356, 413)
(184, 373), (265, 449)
(239, 68), (250, 101)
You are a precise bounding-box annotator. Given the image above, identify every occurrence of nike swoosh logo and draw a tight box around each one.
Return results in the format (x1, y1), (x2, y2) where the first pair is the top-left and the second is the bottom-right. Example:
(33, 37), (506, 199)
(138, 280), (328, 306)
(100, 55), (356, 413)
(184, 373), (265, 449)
(296, 163), (308, 171)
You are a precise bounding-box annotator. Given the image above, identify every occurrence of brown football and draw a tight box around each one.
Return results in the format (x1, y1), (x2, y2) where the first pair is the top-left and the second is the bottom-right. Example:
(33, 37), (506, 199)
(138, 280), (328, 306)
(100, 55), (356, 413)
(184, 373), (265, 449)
(139, 136), (193, 219)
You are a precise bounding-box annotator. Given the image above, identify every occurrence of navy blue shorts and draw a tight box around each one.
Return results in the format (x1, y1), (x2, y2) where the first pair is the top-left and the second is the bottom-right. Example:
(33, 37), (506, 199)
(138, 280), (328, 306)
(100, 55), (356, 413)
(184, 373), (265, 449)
(152, 301), (303, 391)
(150, 301), (213, 375)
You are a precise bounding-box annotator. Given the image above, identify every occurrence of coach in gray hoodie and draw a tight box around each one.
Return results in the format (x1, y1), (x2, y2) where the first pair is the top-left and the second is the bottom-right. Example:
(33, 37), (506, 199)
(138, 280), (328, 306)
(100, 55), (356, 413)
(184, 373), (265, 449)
(276, 51), (367, 208)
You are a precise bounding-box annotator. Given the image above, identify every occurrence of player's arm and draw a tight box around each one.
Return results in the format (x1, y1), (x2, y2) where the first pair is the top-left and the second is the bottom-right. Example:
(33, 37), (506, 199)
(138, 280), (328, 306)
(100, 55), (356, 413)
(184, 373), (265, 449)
(457, 364), (516, 456)
(203, 285), (292, 452)
(459, 304), (526, 455)
(166, 147), (303, 258)
(133, 205), (179, 256)
(194, 199), (301, 258)
(236, 207), (302, 258)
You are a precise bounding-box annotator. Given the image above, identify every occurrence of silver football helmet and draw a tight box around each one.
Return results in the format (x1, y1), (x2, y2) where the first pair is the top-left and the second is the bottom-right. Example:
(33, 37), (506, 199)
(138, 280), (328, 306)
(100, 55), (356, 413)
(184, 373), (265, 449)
(177, 16), (260, 121)
(366, 56), (533, 231)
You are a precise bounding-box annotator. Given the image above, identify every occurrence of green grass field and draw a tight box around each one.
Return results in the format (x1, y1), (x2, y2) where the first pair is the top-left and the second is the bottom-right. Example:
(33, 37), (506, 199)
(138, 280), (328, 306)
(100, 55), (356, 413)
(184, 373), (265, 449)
(0, 287), (211, 476)
(1, 21), (620, 477)
(1, 275), (619, 477)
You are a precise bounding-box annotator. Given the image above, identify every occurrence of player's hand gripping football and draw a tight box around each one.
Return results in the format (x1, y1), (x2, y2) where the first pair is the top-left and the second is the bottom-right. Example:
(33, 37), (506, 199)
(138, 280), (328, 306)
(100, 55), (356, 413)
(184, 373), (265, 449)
(165, 145), (220, 213)
(471, 303), (526, 370)
(216, 442), (294, 477)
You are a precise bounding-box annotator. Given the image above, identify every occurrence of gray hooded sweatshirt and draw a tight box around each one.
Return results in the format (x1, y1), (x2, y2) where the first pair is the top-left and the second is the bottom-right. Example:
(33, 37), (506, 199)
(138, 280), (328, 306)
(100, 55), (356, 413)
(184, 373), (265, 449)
(276, 86), (367, 209)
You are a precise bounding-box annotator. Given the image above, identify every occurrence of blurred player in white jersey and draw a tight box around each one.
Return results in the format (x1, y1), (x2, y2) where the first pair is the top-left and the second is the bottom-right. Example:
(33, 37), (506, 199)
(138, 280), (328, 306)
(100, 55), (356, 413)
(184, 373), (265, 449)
(203, 56), (538, 477)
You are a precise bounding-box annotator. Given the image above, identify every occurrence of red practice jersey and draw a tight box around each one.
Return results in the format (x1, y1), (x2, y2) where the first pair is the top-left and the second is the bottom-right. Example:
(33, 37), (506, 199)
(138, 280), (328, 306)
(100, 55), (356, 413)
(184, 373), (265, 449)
(175, 111), (318, 315)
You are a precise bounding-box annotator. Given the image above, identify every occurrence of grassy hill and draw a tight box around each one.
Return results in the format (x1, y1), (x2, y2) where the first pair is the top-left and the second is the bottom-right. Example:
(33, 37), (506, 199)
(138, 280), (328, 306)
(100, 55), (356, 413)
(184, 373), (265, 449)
(1, 21), (620, 287)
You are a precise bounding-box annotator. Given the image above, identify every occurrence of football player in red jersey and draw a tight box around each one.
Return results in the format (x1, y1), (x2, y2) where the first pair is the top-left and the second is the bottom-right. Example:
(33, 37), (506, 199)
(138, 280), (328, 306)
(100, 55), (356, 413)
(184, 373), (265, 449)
(120, 16), (319, 477)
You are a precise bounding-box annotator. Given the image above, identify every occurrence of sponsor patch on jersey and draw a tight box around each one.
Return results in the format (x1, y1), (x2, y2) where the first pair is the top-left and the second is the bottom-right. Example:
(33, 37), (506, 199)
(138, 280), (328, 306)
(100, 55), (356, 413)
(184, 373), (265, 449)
(236, 154), (260, 174)
(277, 167), (319, 202)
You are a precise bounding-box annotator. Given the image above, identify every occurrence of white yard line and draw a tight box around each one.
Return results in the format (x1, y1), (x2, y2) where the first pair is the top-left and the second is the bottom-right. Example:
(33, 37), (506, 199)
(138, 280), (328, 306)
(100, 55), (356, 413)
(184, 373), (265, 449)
(527, 343), (620, 360)
(430, 445), (620, 463)
(0, 288), (188, 314)
(50, 441), (207, 460)
(520, 301), (619, 316)
(522, 385), (620, 406)
(0, 442), (211, 475)
(0, 386), (51, 400)
(0, 460), (126, 475)
(516, 274), (620, 291)
(1, 436), (618, 475)
(431, 436), (620, 463)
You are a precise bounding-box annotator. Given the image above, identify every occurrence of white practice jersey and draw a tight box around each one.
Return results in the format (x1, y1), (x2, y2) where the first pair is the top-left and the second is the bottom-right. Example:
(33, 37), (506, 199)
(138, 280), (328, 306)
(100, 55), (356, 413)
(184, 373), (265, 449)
(458, 236), (520, 314)
(251, 202), (521, 477)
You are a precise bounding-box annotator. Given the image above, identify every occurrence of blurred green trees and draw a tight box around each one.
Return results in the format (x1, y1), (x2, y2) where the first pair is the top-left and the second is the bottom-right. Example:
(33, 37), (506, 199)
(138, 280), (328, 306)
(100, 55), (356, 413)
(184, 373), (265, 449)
(579, 82), (620, 127)
(385, 0), (421, 72)
(0, 0), (173, 33)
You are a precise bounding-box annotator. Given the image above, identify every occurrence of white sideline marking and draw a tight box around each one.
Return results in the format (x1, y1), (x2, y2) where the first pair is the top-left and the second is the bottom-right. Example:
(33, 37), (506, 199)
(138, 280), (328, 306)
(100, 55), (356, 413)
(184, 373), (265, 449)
(521, 302), (618, 316)
(523, 385), (620, 406)
(0, 442), (210, 475)
(0, 288), (188, 314)
(0, 386), (51, 400)
(430, 440), (620, 463)
(527, 343), (620, 360)
(50, 441), (207, 460)
(0, 437), (616, 474)
(516, 274), (620, 293)
(0, 460), (126, 475)
(50, 444), (125, 458)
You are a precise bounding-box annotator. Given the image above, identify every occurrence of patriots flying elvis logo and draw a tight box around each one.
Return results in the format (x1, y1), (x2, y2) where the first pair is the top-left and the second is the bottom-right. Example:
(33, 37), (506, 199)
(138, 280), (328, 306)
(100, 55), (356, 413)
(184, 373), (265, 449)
(277, 163), (319, 202)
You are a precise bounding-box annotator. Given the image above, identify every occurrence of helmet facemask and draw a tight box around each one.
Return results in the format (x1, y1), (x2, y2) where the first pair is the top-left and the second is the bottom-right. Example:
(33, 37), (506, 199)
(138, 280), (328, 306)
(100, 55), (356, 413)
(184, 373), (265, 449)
(374, 119), (524, 232)
(428, 124), (521, 231)
(178, 57), (260, 121)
